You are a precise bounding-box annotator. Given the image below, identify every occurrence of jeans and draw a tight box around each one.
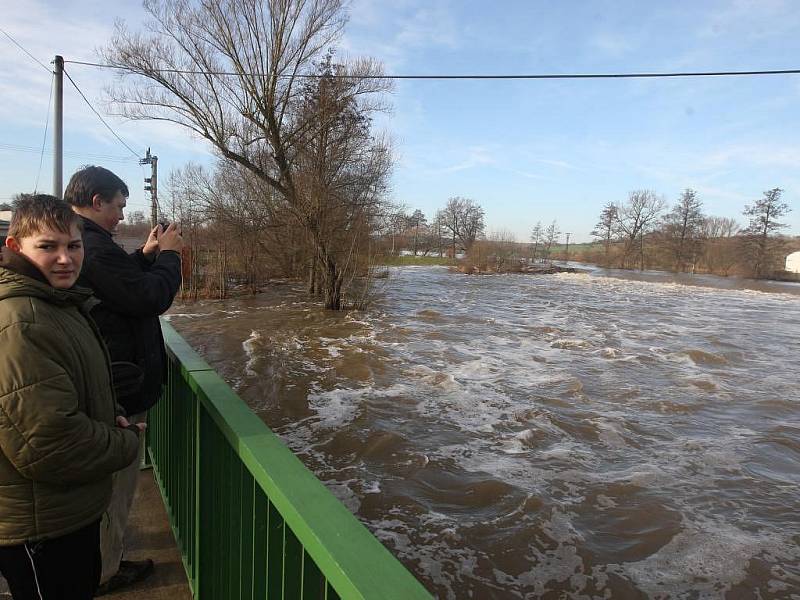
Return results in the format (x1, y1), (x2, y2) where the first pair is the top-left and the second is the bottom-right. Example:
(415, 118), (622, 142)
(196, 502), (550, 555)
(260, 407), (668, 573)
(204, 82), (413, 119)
(100, 410), (147, 583)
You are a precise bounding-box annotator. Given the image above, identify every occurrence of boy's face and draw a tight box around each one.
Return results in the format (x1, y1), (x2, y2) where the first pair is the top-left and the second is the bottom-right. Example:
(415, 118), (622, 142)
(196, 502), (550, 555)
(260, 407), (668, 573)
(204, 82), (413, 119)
(6, 224), (84, 289)
(93, 191), (126, 233)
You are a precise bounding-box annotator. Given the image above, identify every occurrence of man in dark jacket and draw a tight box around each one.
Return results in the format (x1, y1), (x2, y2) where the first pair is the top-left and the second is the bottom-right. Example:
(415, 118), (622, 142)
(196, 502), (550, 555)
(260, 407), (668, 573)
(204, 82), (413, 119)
(0, 194), (141, 599)
(65, 166), (182, 594)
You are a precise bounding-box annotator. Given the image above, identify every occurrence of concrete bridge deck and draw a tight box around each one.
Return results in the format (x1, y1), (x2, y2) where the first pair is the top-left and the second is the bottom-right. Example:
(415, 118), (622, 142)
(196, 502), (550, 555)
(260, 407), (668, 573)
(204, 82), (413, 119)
(0, 469), (191, 599)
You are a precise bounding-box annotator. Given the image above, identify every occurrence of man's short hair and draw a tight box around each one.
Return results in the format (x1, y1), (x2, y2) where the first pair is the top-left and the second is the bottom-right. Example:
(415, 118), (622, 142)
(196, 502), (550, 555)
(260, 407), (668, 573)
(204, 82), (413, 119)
(64, 165), (129, 208)
(9, 194), (82, 239)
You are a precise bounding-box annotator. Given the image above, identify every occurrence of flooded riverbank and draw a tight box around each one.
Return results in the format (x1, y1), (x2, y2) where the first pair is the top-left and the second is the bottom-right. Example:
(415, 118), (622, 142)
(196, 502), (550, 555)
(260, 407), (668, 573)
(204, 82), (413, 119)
(168, 267), (800, 598)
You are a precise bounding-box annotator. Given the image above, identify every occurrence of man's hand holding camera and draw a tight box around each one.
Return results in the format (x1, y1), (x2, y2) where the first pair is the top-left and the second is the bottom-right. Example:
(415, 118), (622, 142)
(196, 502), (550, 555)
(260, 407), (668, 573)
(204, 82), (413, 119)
(142, 222), (184, 257)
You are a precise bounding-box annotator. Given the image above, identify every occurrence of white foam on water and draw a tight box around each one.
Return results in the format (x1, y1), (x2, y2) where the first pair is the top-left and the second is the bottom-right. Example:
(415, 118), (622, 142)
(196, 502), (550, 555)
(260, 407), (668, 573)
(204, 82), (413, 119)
(606, 519), (794, 598)
(307, 383), (414, 429)
(492, 509), (587, 596)
(242, 329), (262, 377)
(307, 388), (364, 429)
(163, 312), (214, 320)
(404, 365), (462, 391)
(558, 271), (800, 302)
(550, 338), (592, 350)
(363, 480), (381, 494)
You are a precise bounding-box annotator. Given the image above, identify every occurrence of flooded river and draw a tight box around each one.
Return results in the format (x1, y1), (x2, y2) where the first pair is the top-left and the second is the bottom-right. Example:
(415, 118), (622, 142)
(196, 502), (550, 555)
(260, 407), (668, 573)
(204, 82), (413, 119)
(167, 267), (800, 598)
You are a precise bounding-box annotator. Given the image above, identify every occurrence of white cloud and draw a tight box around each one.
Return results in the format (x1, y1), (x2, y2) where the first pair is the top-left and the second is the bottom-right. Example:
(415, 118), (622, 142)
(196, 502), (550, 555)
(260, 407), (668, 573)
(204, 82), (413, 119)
(437, 145), (495, 173)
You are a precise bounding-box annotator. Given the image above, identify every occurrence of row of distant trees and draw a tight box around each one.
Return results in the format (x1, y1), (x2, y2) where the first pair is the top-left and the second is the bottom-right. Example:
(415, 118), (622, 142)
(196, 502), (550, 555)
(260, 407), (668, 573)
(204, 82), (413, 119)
(382, 197), (486, 258)
(369, 187), (796, 279)
(585, 187), (793, 277)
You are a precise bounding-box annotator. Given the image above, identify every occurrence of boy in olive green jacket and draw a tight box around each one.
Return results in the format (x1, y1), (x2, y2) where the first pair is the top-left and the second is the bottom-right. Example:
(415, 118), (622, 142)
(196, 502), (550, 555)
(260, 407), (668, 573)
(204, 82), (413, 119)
(0, 195), (140, 599)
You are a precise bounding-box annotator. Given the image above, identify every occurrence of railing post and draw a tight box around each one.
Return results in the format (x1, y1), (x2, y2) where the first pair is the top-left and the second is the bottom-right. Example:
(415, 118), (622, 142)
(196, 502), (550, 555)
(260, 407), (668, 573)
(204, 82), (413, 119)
(193, 401), (202, 597)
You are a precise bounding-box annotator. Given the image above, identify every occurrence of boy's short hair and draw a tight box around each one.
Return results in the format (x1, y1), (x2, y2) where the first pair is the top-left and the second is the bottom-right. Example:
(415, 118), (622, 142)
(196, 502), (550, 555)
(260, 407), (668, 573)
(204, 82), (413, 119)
(63, 165), (129, 208)
(9, 194), (82, 239)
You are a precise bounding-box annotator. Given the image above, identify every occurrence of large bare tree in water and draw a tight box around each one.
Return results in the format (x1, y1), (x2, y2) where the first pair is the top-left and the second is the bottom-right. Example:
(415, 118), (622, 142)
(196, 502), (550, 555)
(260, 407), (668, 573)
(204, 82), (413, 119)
(740, 187), (791, 278)
(436, 197), (485, 257)
(660, 188), (705, 272)
(102, 0), (391, 309)
(615, 190), (665, 270)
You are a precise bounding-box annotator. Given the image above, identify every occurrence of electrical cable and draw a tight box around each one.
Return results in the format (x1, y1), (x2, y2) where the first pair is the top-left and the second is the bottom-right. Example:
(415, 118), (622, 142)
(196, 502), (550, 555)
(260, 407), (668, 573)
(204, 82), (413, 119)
(62, 67), (142, 159)
(0, 143), (136, 163)
(34, 73), (55, 193)
(0, 27), (51, 73)
(63, 59), (800, 80)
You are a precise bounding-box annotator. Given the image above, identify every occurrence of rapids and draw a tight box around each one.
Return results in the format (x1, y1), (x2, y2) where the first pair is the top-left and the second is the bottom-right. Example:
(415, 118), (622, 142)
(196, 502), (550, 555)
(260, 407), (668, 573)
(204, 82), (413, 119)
(168, 267), (800, 598)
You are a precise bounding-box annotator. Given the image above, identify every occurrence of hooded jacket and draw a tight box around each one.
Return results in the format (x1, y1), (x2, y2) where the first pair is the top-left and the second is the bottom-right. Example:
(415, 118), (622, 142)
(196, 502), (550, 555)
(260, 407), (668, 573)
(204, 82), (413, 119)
(77, 217), (181, 415)
(0, 248), (139, 545)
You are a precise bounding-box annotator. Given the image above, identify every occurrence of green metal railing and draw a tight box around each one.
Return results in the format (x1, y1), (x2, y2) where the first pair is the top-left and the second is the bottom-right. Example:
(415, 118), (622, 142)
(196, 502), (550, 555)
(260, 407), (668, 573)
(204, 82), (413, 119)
(148, 320), (432, 600)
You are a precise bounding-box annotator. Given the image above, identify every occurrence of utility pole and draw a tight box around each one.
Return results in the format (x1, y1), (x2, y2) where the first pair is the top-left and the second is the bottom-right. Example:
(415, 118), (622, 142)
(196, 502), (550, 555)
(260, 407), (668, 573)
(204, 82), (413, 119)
(564, 232), (572, 262)
(139, 148), (158, 227)
(53, 56), (63, 198)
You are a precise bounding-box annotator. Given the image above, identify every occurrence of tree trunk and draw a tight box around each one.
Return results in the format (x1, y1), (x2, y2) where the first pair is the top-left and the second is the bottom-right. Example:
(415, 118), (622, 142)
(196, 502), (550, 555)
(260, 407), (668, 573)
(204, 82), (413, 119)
(323, 256), (342, 310)
(639, 234), (645, 271)
(308, 258), (318, 295)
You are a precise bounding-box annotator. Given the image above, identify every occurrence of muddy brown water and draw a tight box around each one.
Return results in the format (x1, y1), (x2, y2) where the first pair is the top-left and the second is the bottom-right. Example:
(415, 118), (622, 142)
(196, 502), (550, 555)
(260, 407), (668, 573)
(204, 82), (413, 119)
(167, 267), (800, 598)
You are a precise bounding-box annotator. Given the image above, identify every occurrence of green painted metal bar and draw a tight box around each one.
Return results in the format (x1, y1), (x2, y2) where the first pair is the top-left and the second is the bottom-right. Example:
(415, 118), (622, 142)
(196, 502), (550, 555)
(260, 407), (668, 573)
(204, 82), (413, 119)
(149, 320), (431, 600)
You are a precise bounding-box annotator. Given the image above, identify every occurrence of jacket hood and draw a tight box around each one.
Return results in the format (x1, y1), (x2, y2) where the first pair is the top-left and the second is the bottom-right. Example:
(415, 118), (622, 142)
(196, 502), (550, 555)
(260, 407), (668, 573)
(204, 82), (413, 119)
(0, 246), (92, 307)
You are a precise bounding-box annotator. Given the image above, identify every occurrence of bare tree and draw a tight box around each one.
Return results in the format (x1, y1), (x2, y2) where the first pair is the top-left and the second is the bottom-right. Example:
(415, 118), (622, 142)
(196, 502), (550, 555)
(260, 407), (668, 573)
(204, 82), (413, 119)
(432, 211), (446, 257)
(437, 197), (485, 257)
(103, 0), (391, 309)
(615, 190), (666, 270)
(486, 229), (519, 273)
(700, 216), (740, 276)
(660, 188), (705, 272)
(408, 209), (426, 256)
(542, 220), (560, 262)
(740, 188), (791, 277)
(530, 221), (543, 263)
(591, 202), (618, 265)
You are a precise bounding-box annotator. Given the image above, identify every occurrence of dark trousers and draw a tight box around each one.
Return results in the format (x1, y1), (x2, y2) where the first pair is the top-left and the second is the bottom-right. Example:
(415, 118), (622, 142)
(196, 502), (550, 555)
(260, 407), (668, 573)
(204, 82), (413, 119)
(0, 520), (101, 600)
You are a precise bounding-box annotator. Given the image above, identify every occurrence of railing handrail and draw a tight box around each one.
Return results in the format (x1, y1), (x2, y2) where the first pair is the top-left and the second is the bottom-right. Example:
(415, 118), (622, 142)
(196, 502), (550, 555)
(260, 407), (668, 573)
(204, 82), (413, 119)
(159, 320), (432, 599)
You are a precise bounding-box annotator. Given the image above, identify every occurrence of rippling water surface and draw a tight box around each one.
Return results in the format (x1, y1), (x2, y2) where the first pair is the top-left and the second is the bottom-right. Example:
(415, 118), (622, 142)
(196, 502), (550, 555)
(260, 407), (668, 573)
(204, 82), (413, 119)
(168, 267), (800, 598)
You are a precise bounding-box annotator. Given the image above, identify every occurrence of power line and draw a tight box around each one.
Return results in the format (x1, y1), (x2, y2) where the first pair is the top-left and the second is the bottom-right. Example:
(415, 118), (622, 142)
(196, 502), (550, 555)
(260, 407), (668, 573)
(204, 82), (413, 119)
(0, 27), (51, 73)
(0, 143), (136, 164)
(62, 67), (142, 159)
(34, 73), (55, 193)
(64, 59), (800, 80)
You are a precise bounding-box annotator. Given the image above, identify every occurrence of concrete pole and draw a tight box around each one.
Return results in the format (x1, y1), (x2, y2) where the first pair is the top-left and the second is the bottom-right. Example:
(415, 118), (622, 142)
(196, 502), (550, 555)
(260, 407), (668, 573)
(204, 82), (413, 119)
(53, 55), (63, 198)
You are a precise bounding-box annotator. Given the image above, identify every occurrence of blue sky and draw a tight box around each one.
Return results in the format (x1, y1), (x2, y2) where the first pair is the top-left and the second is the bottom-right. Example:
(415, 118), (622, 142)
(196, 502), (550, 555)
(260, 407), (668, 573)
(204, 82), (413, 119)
(2, 0), (799, 242)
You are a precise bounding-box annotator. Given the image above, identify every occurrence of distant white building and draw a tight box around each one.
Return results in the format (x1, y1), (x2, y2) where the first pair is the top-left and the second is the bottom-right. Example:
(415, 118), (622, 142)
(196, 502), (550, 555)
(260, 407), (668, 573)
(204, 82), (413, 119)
(786, 251), (800, 273)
